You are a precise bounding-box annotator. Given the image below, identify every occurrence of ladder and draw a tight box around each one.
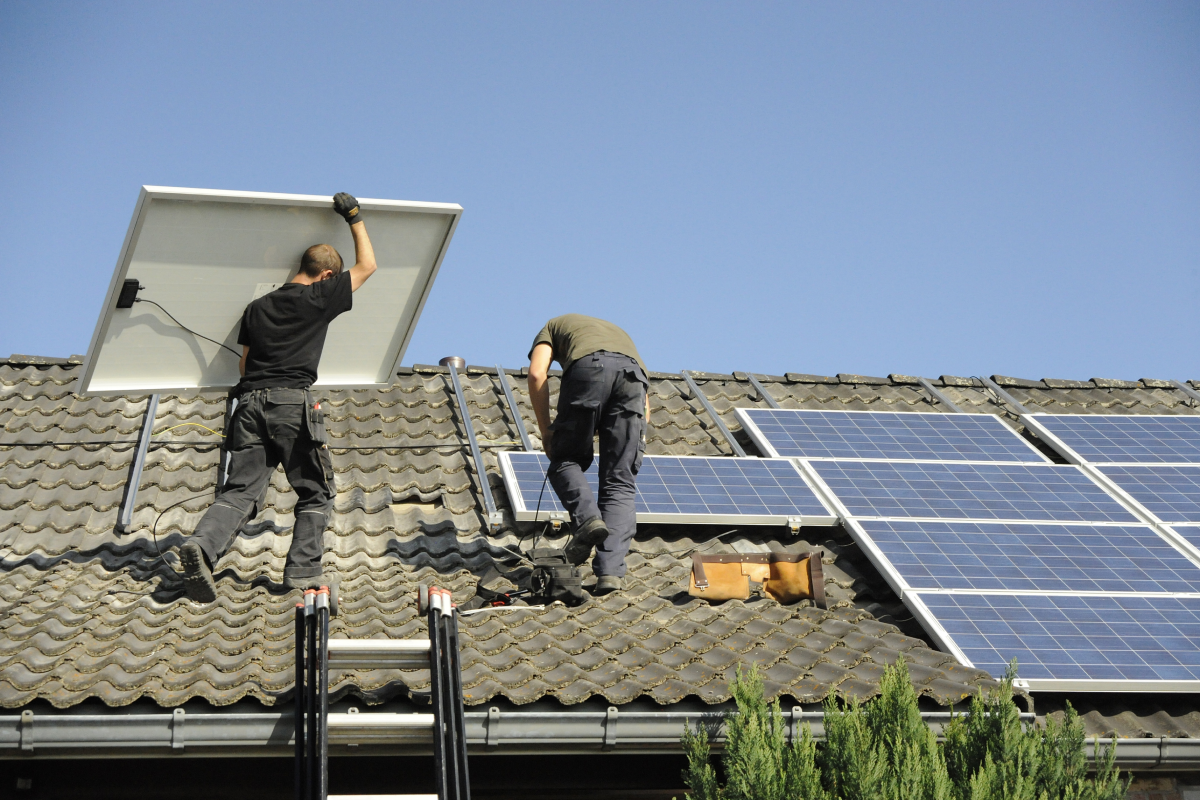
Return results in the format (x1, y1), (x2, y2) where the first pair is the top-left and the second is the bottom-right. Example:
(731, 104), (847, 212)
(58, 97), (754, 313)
(294, 585), (471, 800)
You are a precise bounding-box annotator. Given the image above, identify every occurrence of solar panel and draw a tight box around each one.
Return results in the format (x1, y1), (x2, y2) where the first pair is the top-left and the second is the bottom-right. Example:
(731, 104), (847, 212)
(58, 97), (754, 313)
(1026, 414), (1200, 465)
(736, 408), (1048, 463)
(498, 452), (837, 525)
(856, 520), (1200, 594)
(915, 592), (1200, 688)
(806, 461), (1138, 523)
(79, 186), (462, 393)
(1097, 465), (1200, 524)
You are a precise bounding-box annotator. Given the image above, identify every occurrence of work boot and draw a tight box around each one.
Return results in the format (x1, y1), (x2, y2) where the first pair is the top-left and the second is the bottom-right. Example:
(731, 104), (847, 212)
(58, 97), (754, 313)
(564, 517), (609, 566)
(179, 542), (217, 603)
(594, 575), (624, 595)
(285, 575), (339, 617)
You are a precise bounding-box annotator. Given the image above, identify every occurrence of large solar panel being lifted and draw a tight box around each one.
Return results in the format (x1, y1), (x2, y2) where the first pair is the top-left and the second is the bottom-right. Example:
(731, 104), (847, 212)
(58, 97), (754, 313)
(498, 453), (836, 525)
(857, 520), (1200, 593)
(1098, 465), (1200, 524)
(806, 461), (1138, 523)
(917, 592), (1200, 688)
(736, 408), (1048, 463)
(1028, 415), (1200, 465)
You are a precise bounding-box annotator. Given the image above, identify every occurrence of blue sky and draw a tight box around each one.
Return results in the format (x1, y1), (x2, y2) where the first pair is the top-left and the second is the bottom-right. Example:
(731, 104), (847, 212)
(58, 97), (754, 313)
(1, 2), (1196, 381)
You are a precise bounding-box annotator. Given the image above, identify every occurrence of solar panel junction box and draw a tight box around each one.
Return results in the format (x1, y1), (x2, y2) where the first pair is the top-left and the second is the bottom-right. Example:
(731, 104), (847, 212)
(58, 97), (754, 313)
(115, 279), (141, 309)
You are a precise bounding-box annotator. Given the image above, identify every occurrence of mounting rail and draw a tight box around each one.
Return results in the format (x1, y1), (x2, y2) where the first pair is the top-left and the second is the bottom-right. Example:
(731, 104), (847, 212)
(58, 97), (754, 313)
(680, 371), (746, 457)
(442, 361), (503, 531)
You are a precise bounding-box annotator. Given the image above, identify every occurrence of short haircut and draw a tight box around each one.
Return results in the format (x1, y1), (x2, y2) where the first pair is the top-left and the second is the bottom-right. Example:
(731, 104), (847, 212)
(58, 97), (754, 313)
(300, 244), (344, 277)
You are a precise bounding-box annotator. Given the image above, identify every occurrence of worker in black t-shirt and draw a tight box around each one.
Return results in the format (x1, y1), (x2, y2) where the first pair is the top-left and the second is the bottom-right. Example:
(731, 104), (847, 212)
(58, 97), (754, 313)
(179, 193), (377, 607)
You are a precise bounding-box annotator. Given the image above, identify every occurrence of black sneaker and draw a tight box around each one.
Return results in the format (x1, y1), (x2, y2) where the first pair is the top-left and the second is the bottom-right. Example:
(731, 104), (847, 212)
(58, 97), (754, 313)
(179, 542), (217, 603)
(564, 517), (609, 566)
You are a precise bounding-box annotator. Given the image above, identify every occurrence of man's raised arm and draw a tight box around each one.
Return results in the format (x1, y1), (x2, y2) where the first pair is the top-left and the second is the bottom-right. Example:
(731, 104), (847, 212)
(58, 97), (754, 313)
(333, 192), (377, 292)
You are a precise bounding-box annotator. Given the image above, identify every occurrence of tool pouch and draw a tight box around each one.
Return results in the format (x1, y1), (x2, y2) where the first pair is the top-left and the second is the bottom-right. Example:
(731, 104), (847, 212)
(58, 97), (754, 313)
(528, 547), (585, 607)
(688, 552), (826, 607)
(304, 394), (329, 445)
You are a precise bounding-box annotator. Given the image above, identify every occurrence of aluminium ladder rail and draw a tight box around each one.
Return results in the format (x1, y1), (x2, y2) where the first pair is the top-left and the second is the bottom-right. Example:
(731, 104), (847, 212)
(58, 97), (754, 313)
(294, 587), (471, 800)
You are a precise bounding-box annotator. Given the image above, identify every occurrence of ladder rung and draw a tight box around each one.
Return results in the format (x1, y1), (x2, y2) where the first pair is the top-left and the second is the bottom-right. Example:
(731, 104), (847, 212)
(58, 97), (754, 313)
(326, 713), (435, 744)
(326, 638), (431, 669)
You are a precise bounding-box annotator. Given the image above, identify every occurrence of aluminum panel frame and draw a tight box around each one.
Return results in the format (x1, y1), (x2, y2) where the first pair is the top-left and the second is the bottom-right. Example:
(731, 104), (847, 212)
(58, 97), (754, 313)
(80, 186), (462, 394)
(497, 451), (838, 526)
(735, 408), (1050, 464)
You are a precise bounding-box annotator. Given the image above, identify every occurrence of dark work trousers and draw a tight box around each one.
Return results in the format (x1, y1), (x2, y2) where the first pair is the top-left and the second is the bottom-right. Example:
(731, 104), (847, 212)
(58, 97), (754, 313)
(548, 351), (648, 578)
(190, 387), (334, 580)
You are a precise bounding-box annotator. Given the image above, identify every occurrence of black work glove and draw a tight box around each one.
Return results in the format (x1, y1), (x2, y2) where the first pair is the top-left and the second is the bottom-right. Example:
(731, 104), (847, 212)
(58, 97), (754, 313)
(333, 192), (363, 225)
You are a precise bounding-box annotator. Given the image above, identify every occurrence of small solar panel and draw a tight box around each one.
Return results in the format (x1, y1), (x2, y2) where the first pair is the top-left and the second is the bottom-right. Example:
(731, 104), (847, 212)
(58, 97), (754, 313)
(1098, 465), (1200, 524)
(1028, 414), (1200, 465)
(736, 408), (1048, 463)
(807, 461), (1138, 523)
(498, 452), (836, 525)
(917, 593), (1200, 686)
(856, 520), (1200, 593)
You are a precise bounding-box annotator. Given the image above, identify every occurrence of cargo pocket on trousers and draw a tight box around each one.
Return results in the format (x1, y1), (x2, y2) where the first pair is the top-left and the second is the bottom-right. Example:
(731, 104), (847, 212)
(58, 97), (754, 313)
(318, 445), (335, 488)
(304, 400), (329, 445)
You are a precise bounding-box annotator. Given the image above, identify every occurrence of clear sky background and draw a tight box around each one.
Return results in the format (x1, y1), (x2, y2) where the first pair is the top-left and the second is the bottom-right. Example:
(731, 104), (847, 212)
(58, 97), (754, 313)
(1, 2), (1196, 381)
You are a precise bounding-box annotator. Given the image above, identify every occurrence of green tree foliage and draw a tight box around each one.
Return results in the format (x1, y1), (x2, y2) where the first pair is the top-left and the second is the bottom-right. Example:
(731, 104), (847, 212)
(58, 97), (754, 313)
(682, 659), (1128, 800)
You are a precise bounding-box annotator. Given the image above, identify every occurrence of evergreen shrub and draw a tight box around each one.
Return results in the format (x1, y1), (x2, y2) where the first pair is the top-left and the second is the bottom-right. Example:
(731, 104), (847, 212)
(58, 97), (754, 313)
(681, 659), (1129, 800)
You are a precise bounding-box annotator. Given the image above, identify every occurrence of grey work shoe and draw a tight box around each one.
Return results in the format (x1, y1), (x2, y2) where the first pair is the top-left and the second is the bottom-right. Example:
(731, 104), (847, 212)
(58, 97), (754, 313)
(284, 575), (339, 617)
(594, 575), (624, 595)
(179, 542), (217, 603)
(564, 517), (609, 566)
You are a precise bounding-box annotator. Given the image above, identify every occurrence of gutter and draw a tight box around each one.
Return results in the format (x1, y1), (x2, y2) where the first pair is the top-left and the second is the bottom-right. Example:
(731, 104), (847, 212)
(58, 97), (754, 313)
(4, 708), (1194, 768)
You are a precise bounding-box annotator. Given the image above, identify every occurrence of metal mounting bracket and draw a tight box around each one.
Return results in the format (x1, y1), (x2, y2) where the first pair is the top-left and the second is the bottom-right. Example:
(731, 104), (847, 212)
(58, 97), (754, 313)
(917, 377), (963, 413)
(787, 517), (804, 534)
(603, 707), (618, 750)
(171, 708), (185, 751)
(20, 710), (33, 752)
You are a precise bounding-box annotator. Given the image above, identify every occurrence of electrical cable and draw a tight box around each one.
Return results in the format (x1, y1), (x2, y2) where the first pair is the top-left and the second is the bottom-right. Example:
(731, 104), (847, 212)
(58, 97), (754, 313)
(156, 423), (225, 437)
(151, 491), (213, 566)
(632, 528), (741, 558)
(136, 298), (241, 358)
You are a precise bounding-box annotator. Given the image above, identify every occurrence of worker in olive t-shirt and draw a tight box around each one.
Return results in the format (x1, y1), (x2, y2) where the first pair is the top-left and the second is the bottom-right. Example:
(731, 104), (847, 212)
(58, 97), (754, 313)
(179, 193), (377, 609)
(527, 314), (650, 594)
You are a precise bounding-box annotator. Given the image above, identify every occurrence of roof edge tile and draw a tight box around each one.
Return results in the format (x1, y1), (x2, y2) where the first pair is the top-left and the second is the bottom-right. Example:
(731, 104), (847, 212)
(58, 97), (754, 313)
(1042, 378), (1094, 389)
(992, 375), (1046, 389)
(837, 373), (890, 386)
(1089, 377), (1140, 389)
(785, 373), (839, 384)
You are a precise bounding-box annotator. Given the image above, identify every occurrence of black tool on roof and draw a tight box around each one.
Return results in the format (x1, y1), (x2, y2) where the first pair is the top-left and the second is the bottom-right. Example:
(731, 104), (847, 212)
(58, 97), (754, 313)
(294, 585), (471, 800)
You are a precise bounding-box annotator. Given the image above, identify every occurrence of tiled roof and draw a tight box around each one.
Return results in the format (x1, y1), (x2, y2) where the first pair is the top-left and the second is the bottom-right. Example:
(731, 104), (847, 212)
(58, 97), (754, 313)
(2, 357), (1199, 738)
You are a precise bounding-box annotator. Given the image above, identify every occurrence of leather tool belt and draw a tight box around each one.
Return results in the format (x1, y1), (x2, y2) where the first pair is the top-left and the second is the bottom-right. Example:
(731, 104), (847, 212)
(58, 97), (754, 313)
(688, 552), (826, 608)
